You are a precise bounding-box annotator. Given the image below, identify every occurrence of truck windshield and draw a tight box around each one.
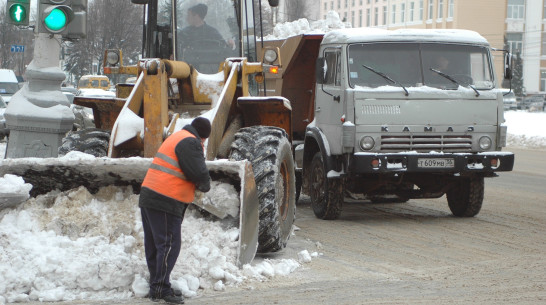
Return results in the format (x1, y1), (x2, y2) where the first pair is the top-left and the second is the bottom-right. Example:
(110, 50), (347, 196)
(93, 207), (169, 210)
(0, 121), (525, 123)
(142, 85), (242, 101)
(348, 43), (494, 90)
(175, 0), (254, 74)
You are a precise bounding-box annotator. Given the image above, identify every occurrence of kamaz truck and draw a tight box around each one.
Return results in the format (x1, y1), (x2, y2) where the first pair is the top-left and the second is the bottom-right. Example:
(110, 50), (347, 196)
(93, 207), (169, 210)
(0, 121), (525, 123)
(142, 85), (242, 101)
(261, 28), (514, 219)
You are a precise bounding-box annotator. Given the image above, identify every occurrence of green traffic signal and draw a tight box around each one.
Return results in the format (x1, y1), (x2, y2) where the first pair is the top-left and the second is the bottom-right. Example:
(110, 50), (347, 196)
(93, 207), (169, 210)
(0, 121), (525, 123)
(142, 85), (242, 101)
(44, 8), (68, 32)
(9, 3), (27, 24)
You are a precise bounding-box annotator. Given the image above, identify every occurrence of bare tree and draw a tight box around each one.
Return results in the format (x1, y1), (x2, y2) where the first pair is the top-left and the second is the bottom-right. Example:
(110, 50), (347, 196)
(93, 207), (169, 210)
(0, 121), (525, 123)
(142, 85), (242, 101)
(282, 0), (311, 22)
(64, 0), (143, 84)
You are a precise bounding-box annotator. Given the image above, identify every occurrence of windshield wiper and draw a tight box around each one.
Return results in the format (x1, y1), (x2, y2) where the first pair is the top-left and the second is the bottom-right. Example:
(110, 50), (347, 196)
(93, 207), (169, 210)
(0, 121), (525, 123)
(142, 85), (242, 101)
(362, 64), (409, 96)
(429, 68), (480, 97)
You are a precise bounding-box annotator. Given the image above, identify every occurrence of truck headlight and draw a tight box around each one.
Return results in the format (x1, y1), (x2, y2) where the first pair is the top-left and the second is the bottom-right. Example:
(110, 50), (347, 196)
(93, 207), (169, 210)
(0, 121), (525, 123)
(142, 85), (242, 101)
(479, 136), (492, 150)
(359, 136), (375, 150)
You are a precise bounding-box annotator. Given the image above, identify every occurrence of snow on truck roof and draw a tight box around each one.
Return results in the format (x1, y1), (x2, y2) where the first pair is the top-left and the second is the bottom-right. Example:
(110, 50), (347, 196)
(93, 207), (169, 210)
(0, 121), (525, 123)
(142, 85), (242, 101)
(321, 28), (489, 46)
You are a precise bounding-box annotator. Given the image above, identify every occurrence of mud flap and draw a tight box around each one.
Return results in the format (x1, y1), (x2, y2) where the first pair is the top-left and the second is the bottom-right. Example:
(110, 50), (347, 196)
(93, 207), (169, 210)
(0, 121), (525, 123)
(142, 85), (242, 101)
(0, 158), (259, 266)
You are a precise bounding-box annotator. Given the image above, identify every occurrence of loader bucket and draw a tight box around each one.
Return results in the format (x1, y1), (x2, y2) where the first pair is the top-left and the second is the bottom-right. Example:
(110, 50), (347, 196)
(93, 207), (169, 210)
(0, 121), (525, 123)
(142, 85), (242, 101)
(0, 158), (259, 266)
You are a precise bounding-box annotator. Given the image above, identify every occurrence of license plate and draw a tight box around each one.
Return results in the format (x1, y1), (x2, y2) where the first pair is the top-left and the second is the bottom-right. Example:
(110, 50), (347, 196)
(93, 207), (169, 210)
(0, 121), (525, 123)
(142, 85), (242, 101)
(417, 158), (454, 168)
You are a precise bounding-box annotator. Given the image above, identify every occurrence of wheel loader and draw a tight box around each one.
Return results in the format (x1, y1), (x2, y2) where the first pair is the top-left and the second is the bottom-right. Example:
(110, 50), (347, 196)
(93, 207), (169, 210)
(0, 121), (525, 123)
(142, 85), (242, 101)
(0, 0), (295, 266)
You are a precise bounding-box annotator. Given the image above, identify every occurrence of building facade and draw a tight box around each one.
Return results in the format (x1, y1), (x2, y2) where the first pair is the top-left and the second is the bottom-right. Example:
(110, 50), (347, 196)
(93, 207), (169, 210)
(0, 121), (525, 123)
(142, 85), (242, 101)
(319, 0), (546, 95)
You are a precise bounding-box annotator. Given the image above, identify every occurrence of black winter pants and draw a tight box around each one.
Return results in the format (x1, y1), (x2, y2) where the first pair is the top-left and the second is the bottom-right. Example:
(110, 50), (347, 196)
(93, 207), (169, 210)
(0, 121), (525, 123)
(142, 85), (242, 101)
(140, 207), (186, 298)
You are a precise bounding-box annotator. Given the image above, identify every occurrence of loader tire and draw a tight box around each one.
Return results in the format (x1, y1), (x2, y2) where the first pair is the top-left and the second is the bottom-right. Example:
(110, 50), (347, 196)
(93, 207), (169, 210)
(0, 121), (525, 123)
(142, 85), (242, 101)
(59, 128), (110, 157)
(309, 152), (343, 220)
(446, 176), (484, 217)
(229, 126), (296, 253)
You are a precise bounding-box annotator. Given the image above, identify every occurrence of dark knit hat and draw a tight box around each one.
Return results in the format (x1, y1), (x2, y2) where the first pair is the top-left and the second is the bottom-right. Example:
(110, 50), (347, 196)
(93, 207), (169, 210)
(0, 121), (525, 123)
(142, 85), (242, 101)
(191, 117), (211, 139)
(189, 3), (208, 19)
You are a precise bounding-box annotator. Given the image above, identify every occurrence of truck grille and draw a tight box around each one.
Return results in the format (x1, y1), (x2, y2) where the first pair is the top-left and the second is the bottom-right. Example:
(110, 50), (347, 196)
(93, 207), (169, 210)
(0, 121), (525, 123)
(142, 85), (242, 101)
(380, 135), (473, 152)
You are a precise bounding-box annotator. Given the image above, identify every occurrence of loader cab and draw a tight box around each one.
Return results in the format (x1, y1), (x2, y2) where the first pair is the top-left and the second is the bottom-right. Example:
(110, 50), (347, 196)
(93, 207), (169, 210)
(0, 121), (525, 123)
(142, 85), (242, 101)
(137, 0), (272, 75)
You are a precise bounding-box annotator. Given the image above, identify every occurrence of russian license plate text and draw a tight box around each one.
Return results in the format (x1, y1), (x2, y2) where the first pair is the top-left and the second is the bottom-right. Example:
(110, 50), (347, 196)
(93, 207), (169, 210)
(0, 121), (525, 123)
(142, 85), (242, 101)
(417, 158), (454, 168)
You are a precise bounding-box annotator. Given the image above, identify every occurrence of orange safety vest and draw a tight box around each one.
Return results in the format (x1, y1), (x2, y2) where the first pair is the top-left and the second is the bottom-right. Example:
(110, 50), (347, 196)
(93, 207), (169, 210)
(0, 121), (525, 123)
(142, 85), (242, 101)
(141, 129), (198, 203)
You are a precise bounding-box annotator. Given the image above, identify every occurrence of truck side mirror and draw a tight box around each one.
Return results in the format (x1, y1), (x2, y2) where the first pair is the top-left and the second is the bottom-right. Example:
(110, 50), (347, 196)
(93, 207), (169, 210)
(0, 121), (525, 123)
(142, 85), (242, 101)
(268, 0), (280, 7)
(316, 57), (327, 84)
(504, 52), (513, 80)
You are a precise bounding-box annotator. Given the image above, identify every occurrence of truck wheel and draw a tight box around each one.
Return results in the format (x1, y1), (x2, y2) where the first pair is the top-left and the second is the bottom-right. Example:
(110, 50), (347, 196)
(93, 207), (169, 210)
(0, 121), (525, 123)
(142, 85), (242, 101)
(446, 176), (484, 217)
(229, 126), (296, 253)
(59, 128), (110, 157)
(309, 152), (343, 220)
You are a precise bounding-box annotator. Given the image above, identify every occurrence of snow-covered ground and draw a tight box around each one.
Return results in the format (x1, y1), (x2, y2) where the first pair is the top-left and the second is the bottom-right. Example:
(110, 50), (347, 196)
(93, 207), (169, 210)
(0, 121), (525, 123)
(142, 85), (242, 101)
(0, 110), (543, 304)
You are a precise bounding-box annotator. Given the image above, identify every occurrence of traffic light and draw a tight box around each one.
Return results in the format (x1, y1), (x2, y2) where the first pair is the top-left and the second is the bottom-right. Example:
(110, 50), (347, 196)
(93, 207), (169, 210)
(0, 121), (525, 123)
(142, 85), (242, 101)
(38, 0), (87, 39)
(7, 0), (30, 26)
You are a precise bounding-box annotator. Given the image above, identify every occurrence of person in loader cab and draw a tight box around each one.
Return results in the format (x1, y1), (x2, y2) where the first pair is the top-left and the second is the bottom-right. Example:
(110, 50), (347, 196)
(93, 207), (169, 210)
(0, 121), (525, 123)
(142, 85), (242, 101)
(180, 3), (230, 48)
(139, 117), (212, 304)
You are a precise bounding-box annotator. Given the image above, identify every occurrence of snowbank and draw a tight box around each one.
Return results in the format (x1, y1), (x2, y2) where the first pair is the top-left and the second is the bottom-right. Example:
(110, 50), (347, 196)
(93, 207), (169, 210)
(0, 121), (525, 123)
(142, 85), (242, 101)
(0, 184), (310, 303)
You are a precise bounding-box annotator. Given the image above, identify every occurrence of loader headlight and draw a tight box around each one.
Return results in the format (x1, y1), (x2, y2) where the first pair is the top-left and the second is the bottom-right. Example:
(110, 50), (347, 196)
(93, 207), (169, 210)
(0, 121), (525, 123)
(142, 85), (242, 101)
(479, 136), (492, 150)
(359, 136), (375, 151)
(106, 50), (120, 66)
(264, 49), (278, 64)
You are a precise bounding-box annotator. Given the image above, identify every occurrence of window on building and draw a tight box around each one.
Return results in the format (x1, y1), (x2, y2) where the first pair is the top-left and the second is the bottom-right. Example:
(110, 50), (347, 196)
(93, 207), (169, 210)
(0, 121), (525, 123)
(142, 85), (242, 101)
(419, 0), (424, 20)
(352, 11), (355, 26)
(448, 0), (454, 18)
(345, 0), (348, 8)
(383, 6), (387, 25)
(324, 2), (327, 10)
(409, 2), (415, 22)
(331, 1), (334, 9)
(344, 12), (347, 21)
(360, 0), (363, 5)
(367, 8), (371, 26)
(542, 32), (546, 56)
(438, 0), (443, 19)
(352, 0), (355, 7)
(338, 0), (341, 9)
(392, 4), (397, 24)
(428, 0), (434, 20)
(374, 7), (379, 26)
(507, 33), (523, 53)
(507, 0), (524, 19)
(541, 71), (546, 91)
(401, 3), (406, 22)
(359, 10), (363, 27)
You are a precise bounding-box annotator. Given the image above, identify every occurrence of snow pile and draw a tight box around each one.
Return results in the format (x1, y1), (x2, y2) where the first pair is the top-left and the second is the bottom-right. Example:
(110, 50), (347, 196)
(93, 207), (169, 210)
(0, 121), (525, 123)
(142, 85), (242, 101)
(195, 71), (225, 108)
(505, 111), (546, 148)
(264, 11), (349, 40)
(0, 174), (32, 197)
(0, 183), (308, 303)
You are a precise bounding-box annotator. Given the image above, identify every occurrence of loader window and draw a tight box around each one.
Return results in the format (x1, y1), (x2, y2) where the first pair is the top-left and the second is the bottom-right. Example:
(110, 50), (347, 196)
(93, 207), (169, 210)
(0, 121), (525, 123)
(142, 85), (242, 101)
(176, 0), (239, 74)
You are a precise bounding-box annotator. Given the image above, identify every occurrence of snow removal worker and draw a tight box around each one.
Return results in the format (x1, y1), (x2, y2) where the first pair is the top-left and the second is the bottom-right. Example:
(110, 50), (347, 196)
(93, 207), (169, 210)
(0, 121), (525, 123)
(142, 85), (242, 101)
(139, 117), (212, 304)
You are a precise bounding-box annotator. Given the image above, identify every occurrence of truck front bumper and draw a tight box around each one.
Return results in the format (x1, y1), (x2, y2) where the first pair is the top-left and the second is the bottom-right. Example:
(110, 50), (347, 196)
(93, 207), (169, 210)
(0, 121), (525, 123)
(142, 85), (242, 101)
(349, 152), (514, 174)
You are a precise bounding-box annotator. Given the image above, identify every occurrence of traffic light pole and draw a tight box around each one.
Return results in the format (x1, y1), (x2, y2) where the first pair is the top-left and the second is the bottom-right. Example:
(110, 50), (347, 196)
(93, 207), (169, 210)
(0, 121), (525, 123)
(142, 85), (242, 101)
(4, 33), (75, 158)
